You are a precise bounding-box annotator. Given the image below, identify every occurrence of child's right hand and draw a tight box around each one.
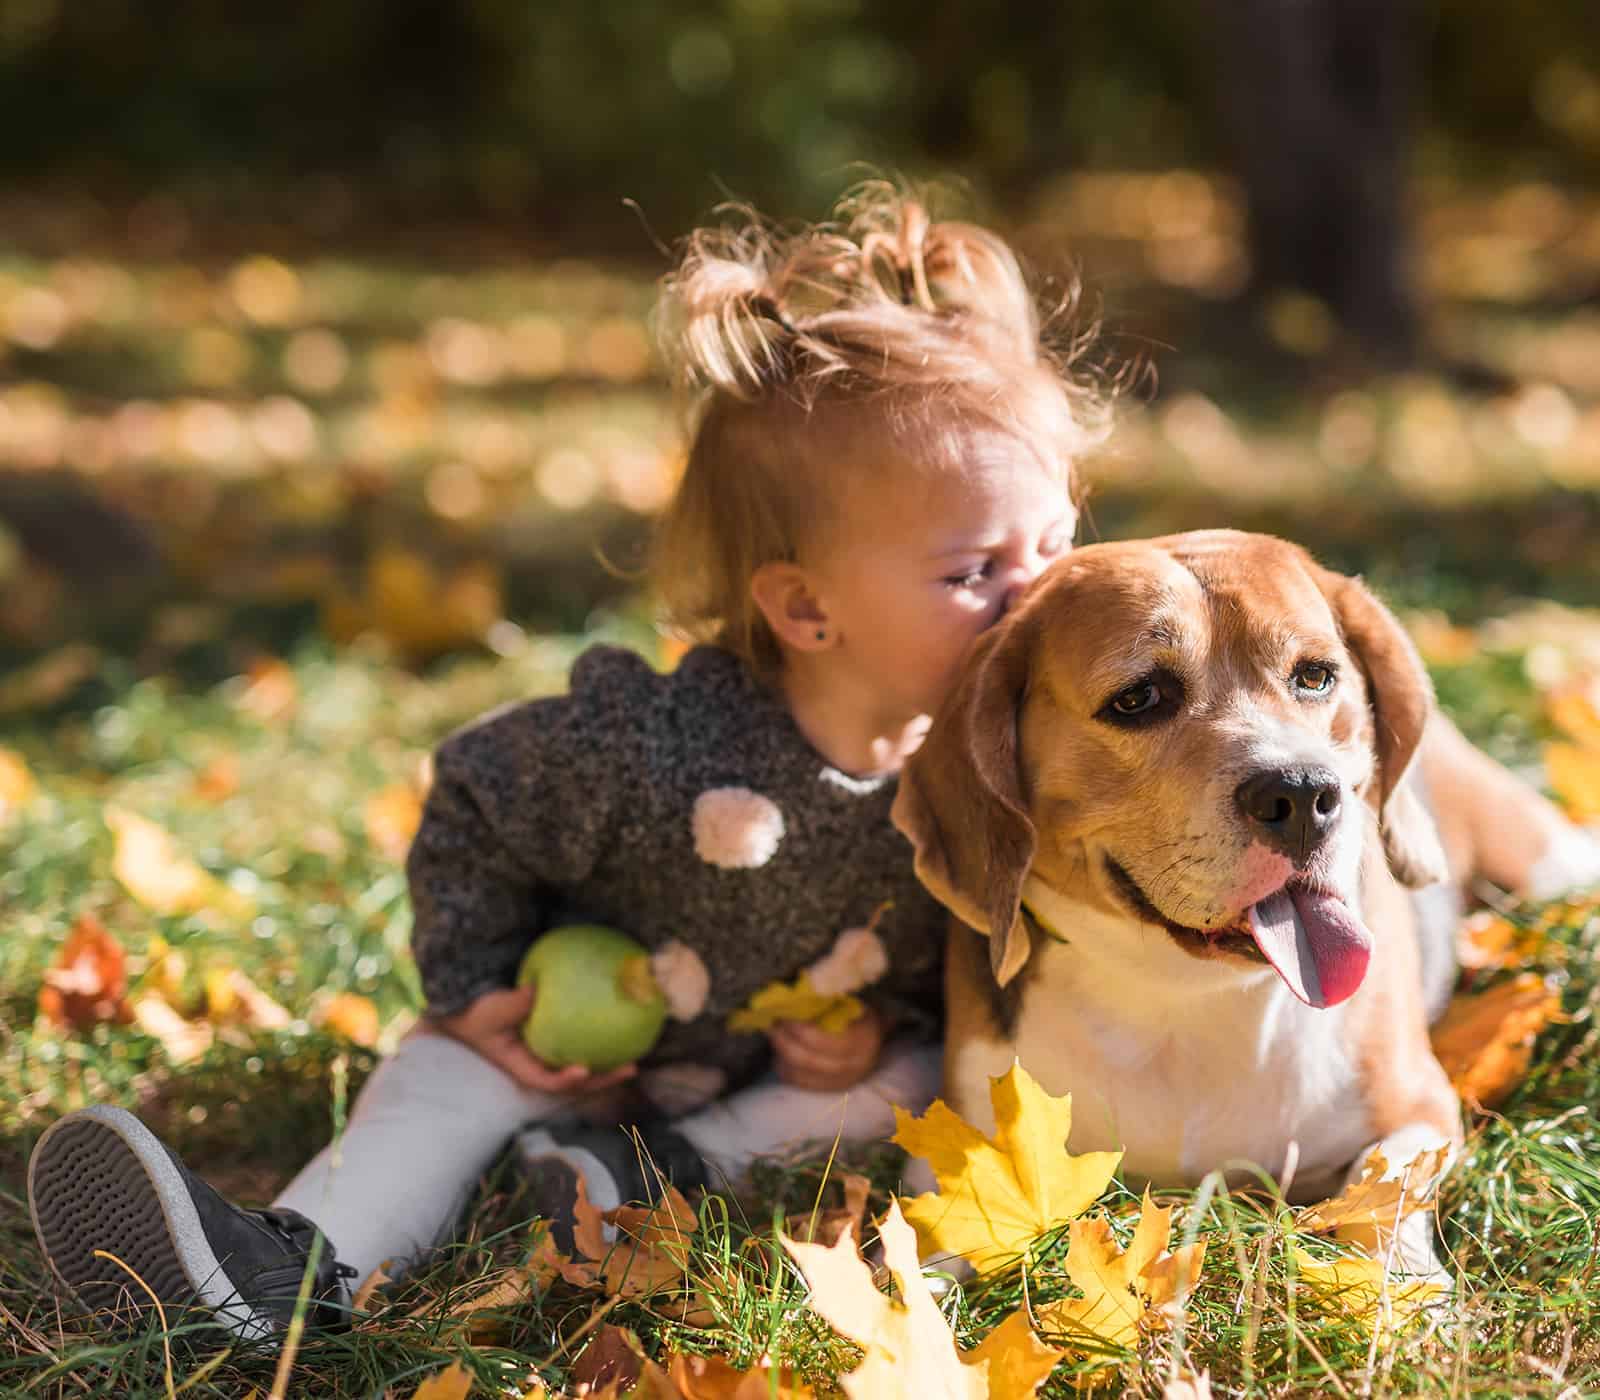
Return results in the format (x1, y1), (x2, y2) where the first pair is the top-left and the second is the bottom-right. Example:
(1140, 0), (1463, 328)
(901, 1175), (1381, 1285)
(427, 985), (637, 1096)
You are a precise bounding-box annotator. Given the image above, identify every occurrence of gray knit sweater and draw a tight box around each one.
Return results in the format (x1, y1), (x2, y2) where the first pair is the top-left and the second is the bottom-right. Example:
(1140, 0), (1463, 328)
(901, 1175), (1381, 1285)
(407, 644), (946, 1107)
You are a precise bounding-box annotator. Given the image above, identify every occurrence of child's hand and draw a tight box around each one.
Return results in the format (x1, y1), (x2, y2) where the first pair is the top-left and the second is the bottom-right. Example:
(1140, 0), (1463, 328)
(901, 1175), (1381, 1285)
(428, 985), (637, 1096)
(769, 1006), (886, 1092)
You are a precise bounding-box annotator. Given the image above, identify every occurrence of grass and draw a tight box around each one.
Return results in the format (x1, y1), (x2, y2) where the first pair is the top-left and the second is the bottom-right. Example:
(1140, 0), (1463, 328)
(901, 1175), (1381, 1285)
(3, 177), (1600, 1394)
(2, 603), (1598, 1397)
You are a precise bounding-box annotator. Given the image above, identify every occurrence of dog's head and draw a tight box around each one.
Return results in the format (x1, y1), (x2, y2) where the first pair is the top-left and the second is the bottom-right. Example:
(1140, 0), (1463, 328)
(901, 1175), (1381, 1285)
(892, 530), (1446, 1006)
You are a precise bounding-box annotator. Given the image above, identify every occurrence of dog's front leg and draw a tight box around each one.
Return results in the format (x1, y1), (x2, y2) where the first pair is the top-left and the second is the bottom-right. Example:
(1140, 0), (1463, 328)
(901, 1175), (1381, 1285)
(1339, 1123), (1457, 1283)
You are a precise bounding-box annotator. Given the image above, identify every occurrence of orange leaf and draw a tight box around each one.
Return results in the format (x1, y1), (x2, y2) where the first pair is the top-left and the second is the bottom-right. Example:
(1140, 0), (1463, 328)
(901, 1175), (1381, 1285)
(1545, 742), (1600, 823)
(105, 806), (253, 921)
(1546, 676), (1600, 749)
(556, 1176), (700, 1306)
(37, 914), (131, 1030)
(319, 992), (381, 1046)
(234, 656), (297, 724)
(1430, 972), (1563, 1108)
(1455, 910), (1548, 972)
(364, 783), (424, 863)
(191, 753), (241, 803)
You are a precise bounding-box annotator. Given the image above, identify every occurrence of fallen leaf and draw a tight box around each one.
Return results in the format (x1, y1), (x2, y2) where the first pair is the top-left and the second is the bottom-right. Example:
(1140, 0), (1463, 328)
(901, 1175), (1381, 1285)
(727, 973), (863, 1034)
(1296, 1146), (1447, 1255)
(319, 992), (381, 1046)
(1430, 972), (1563, 1108)
(1455, 910), (1548, 972)
(0, 642), (100, 714)
(795, 1172), (871, 1247)
(961, 1310), (1067, 1400)
(1036, 1192), (1206, 1360)
(364, 783), (424, 863)
(0, 746), (38, 823)
(1546, 676), (1600, 749)
(323, 549), (502, 662)
(1292, 1247), (1445, 1333)
(408, 1361), (473, 1399)
(635, 1352), (815, 1399)
(894, 1060), (1122, 1273)
(350, 1263), (393, 1314)
(571, 1323), (645, 1394)
(1546, 742), (1600, 823)
(555, 1177), (702, 1311)
(106, 806), (253, 921)
(234, 656), (297, 724)
(37, 914), (131, 1029)
(128, 992), (214, 1064)
(781, 1197), (1061, 1398)
(203, 965), (292, 1030)
(191, 753), (241, 802)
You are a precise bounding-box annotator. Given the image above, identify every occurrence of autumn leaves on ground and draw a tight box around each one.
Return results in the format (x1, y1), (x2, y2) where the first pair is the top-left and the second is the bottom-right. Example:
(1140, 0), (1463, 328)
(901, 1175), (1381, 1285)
(5, 182), (1600, 1395)
(4, 612), (1600, 1398)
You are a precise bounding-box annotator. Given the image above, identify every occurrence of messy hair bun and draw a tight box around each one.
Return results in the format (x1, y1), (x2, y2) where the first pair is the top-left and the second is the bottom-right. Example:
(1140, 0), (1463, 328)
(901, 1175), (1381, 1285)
(651, 181), (1112, 681)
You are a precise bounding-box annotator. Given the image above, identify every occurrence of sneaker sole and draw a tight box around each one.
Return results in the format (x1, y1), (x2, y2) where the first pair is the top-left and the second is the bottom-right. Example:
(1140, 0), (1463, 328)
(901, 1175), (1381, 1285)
(28, 1105), (277, 1341)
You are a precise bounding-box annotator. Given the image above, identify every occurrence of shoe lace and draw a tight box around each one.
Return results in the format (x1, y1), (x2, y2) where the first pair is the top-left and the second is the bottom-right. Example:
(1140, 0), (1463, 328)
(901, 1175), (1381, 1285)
(247, 1207), (357, 1298)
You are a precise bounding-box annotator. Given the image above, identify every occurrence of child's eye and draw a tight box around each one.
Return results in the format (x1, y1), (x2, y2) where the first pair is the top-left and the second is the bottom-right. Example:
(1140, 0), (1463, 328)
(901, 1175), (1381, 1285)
(943, 562), (993, 589)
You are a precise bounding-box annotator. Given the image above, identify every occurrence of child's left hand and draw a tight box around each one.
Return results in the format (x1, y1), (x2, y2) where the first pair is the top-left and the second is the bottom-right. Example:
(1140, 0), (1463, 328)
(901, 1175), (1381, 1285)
(769, 1005), (887, 1092)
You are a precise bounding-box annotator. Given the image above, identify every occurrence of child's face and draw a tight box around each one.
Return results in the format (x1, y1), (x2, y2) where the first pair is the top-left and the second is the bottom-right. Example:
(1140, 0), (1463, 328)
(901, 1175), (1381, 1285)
(811, 446), (1074, 722)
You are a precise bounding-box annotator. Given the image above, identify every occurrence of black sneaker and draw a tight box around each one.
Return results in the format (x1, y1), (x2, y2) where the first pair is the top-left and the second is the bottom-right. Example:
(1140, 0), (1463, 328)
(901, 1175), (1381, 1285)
(515, 1117), (710, 1253)
(28, 1105), (355, 1340)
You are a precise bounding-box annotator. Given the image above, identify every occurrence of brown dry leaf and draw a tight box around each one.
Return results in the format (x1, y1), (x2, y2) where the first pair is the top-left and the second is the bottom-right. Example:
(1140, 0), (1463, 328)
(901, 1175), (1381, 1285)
(1430, 972), (1563, 1108)
(781, 1197), (1062, 1398)
(794, 1173), (871, 1247)
(623, 1352), (815, 1399)
(105, 806), (253, 921)
(1035, 1192), (1206, 1363)
(0, 642), (100, 715)
(364, 783), (424, 863)
(0, 746), (38, 823)
(408, 1361), (474, 1399)
(894, 1060), (1122, 1273)
(234, 656), (297, 724)
(37, 913), (131, 1030)
(324, 549), (503, 662)
(1296, 1146), (1447, 1255)
(1545, 742), (1600, 823)
(319, 992), (382, 1046)
(350, 1263), (393, 1314)
(570, 1323), (645, 1394)
(558, 1178), (701, 1307)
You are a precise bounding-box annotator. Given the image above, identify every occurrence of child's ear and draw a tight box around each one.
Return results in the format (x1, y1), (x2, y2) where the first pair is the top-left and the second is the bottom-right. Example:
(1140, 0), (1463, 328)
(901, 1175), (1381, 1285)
(750, 562), (833, 652)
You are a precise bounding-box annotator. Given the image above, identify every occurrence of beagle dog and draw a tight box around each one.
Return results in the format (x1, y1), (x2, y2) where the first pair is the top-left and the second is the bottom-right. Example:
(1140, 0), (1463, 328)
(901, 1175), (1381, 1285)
(893, 530), (1600, 1273)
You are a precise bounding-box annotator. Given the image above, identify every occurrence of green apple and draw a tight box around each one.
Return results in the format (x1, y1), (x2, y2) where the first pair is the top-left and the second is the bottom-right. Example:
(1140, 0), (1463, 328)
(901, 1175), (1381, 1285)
(517, 923), (667, 1071)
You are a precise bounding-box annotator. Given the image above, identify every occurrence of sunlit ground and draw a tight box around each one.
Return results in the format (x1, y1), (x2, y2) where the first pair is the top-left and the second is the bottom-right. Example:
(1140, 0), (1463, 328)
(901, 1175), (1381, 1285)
(4, 174), (1600, 1395)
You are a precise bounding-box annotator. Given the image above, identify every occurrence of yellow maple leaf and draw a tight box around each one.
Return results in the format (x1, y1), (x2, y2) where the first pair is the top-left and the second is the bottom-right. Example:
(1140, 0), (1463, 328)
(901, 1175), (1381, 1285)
(1036, 1192), (1206, 1360)
(1295, 1146), (1447, 1255)
(105, 807), (253, 921)
(1291, 1247), (1444, 1333)
(894, 1061), (1122, 1273)
(780, 1197), (1062, 1399)
(408, 1361), (473, 1399)
(1545, 742), (1600, 823)
(727, 972), (863, 1034)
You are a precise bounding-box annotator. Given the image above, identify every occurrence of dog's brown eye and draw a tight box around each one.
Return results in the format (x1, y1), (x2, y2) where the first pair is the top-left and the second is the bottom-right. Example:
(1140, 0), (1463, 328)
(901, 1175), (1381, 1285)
(1111, 682), (1162, 715)
(1294, 661), (1335, 694)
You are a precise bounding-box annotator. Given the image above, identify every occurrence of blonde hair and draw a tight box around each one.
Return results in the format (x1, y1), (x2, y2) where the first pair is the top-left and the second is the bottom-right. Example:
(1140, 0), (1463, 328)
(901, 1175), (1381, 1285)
(651, 182), (1112, 681)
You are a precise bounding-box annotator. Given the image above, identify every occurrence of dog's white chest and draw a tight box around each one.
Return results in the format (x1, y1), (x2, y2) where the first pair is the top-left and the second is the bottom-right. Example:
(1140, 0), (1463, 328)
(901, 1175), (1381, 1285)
(952, 904), (1376, 1192)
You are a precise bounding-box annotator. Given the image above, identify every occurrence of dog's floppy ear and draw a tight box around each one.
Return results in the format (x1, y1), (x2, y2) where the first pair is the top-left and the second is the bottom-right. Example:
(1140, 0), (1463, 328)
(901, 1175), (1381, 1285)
(1312, 564), (1448, 888)
(892, 614), (1037, 985)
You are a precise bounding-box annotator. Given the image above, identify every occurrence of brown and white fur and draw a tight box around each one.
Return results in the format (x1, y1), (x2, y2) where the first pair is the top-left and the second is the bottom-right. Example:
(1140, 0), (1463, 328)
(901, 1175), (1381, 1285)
(893, 530), (1600, 1276)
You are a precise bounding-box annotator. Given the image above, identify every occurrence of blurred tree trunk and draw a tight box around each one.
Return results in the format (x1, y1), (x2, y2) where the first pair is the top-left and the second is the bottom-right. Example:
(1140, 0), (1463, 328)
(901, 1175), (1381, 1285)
(1208, 0), (1419, 362)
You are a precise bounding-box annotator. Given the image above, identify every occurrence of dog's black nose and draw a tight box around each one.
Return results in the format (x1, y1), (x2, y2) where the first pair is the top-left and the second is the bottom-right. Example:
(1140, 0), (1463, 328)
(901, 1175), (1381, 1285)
(1234, 767), (1342, 865)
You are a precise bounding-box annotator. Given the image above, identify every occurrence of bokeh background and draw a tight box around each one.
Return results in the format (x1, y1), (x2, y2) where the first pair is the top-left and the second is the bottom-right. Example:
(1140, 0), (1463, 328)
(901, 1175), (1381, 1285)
(5, 0), (1600, 1205)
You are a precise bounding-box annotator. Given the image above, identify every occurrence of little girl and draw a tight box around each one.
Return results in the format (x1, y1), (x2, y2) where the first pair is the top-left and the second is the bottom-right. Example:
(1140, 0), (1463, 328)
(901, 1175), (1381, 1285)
(27, 185), (1105, 1340)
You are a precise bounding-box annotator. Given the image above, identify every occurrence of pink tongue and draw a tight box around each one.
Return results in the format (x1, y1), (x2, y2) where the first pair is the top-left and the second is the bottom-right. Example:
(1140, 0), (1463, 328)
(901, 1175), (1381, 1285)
(1245, 888), (1372, 1008)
